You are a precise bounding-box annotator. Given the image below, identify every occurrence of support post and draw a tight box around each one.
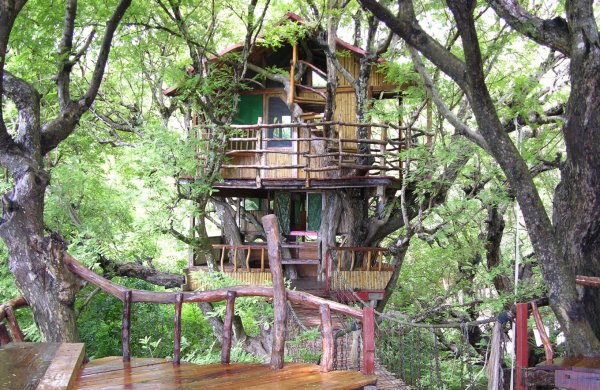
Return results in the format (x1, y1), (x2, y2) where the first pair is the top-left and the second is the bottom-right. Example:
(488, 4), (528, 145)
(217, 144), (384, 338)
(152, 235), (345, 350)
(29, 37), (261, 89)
(362, 306), (375, 375)
(173, 293), (183, 365)
(325, 249), (330, 293)
(0, 323), (10, 345)
(4, 307), (24, 342)
(221, 291), (237, 364)
(320, 304), (334, 372)
(516, 302), (529, 390)
(262, 214), (287, 370)
(122, 290), (132, 362)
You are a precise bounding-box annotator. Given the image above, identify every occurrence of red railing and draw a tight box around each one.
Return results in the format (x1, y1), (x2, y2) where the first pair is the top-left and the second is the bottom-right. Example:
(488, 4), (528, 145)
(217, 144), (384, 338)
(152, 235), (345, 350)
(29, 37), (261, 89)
(515, 275), (600, 389)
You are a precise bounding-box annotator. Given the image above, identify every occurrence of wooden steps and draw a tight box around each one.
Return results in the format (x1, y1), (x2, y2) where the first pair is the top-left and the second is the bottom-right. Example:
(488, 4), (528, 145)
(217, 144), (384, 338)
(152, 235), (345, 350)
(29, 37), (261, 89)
(76, 357), (378, 389)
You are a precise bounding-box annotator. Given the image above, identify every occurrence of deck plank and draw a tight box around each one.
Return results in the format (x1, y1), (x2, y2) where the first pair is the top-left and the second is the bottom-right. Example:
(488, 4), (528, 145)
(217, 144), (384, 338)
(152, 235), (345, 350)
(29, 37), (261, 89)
(75, 358), (378, 389)
(37, 342), (85, 389)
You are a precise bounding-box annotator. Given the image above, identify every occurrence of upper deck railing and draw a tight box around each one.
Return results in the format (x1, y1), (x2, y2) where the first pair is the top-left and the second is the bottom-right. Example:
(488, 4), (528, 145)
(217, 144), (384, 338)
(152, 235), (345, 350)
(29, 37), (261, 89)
(202, 121), (405, 184)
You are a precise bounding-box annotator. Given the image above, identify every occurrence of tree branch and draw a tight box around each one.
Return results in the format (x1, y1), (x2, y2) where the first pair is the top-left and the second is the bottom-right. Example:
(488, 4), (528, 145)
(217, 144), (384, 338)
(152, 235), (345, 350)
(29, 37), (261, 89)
(358, 0), (467, 89)
(40, 0), (132, 155)
(407, 47), (489, 152)
(488, 0), (571, 56)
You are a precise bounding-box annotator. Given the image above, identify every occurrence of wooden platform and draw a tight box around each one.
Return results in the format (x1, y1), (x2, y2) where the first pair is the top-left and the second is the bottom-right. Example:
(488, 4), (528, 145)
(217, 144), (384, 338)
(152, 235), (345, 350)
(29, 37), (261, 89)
(0, 342), (85, 389)
(524, 357), (600, 389)
(76, 357), (378, 389)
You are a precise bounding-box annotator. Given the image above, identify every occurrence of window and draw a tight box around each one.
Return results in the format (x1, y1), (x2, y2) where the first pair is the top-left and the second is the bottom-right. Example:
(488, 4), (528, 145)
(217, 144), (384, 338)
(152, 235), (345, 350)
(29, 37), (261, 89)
(311, 70), (327, 88)
(267, 96), (292, 147)
(244, 198), (261, 211)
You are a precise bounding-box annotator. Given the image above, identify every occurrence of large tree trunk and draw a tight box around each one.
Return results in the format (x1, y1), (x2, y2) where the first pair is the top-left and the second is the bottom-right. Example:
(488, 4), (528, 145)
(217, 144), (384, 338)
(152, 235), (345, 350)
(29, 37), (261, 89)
(0, 170), (81, 341)
(553, 14), (600, 342)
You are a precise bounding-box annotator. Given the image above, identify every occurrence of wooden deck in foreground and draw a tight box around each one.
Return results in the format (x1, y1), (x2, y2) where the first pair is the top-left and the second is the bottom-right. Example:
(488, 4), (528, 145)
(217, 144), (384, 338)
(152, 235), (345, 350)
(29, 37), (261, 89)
(76, 357), (378, 389)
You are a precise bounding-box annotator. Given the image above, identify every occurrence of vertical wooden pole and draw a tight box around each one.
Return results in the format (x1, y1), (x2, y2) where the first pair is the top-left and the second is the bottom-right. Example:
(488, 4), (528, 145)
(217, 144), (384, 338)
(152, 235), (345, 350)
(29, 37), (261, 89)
(320, 304), (334, 372)
(173, 293), (183, 365)
(325, 249), (330, 293)
(233, 248), (238, 272)
(367, 251), (372, 271)
(289, 44), (297, 105)
(261, 247), (265, 272)
(221, 291), (237, 364)
(261, 214), (287, 370)
(362, 307), (375, 375)
(380, 126), (387, 174)
(122, 290), (132, 362)
(220, 248), (226, 272)
(4, 307), (24, 342)
(515, 302), (529, 390)
(246, 248), (251, 271)
(0, 323), (10, 345)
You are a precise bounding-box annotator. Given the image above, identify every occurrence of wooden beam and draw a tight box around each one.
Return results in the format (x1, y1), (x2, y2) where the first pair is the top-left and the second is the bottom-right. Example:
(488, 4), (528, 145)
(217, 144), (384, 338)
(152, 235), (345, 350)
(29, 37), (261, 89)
(122, 290), (132, 362)
(262, 214), (287, 370)
(4, 306), (25, 342)
(0, 324), (10, 345)
(4, 306), (24, 342)
(173, 293), (183, 365)
(37, 343), (85, 390)
(362, 307), (375, 375)
(221, 291), (236, 364)
(515, 302), (529, 390)
(319, 304), (334, 372)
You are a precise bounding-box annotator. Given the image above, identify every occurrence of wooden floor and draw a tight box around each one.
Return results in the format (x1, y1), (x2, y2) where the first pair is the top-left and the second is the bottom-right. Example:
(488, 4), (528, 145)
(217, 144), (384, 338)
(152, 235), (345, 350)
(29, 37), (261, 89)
(76, 357), (378, 389)
(0, 342), (85, 389)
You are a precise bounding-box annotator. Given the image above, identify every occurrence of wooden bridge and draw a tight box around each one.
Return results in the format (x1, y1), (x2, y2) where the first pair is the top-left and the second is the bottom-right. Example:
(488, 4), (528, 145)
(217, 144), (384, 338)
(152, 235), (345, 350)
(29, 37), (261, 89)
(0, 215), (380, 389)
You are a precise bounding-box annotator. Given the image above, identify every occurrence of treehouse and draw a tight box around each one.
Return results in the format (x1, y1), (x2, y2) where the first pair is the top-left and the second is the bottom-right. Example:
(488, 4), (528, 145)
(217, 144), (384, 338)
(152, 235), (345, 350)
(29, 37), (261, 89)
(180, 13), (407, 304)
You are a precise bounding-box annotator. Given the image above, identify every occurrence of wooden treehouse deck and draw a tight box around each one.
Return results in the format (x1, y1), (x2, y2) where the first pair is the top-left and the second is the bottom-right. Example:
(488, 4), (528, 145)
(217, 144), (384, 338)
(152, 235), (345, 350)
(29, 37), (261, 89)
(77, 357), (377, 389)
(1, 215), (384, 390)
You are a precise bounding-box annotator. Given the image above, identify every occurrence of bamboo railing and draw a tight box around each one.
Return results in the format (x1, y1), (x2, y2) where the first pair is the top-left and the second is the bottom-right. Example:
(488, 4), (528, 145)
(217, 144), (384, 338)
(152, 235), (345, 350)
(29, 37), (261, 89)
(326, 246), (393, 292)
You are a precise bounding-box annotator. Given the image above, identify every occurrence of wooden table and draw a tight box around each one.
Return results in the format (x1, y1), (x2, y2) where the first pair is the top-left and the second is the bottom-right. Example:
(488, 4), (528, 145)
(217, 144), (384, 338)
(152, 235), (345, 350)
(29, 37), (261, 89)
(0, 342), (85, 389)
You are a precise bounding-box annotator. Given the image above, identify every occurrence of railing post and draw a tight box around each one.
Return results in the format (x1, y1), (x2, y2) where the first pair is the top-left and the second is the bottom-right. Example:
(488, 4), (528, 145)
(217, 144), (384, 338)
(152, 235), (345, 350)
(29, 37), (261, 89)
(325, 249), (330, 293)
(362, 306), (375, 375)
(4, 307), (24, 342)
(221, 291), (237, 364)
(262, 214), (287, 370)
(122, 290), (132, 362)
(173, 293), (183, 365)
(320, 304), (334, 372)
(515, 302), (529, 390)
(0, 323), (10, 345)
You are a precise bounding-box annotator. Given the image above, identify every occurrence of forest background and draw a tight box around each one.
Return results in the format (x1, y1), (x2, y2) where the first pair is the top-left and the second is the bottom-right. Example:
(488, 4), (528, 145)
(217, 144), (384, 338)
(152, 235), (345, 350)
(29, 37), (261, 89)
(1, 0), (597, 387)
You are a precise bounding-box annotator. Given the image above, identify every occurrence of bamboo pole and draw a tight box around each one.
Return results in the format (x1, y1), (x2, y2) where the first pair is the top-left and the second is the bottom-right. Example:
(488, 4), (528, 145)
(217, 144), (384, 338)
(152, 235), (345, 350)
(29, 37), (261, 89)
(289, 44), (297, 104)
(367, 251), (372, 271)
(220, 248), (225, 272)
